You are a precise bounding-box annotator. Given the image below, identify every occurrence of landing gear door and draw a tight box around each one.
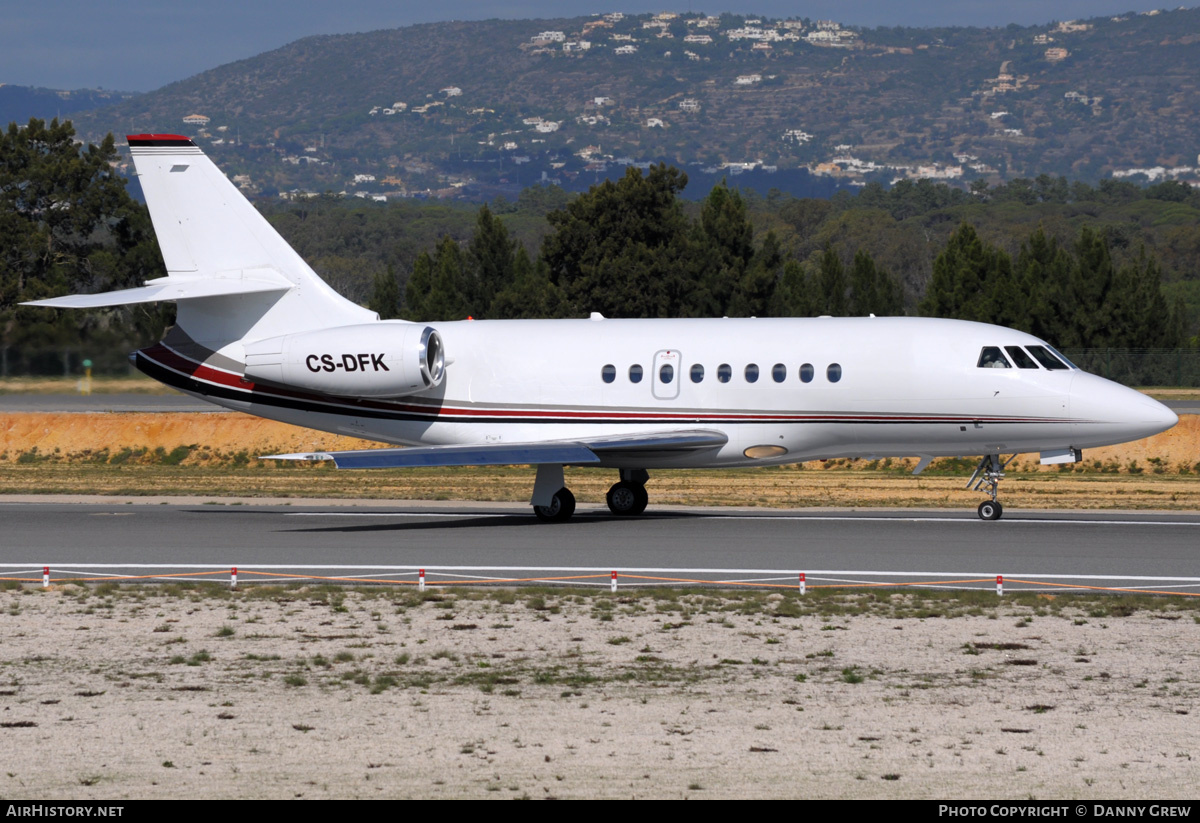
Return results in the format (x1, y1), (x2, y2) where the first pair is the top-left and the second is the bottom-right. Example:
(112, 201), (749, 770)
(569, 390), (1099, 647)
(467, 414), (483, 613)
(652, 349), (681, 400)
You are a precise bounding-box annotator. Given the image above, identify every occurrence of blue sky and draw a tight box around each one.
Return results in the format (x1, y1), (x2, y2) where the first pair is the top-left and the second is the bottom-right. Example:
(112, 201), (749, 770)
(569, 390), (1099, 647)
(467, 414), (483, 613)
(4, 1), (1193, 91)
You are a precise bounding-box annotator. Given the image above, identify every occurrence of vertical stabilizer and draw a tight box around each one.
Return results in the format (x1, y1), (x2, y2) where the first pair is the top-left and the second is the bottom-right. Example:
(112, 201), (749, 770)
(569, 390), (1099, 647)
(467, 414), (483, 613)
(126, 134), (374, 344)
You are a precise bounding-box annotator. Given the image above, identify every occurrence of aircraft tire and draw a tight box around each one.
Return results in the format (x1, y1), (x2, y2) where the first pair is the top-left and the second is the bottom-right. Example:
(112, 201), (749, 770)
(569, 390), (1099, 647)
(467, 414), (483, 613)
(606, 482), (647, 516)
(534, 487), (576, 522)
(631, 484), (649, 515)
(977, 500), (1003, 521)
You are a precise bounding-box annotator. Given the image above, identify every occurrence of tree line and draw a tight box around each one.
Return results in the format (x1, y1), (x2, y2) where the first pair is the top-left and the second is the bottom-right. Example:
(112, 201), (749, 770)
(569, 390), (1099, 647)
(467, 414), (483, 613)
(385, 163), (1184, 348)
(390, 165), (903, 322)
(1, 120), (1192, 372)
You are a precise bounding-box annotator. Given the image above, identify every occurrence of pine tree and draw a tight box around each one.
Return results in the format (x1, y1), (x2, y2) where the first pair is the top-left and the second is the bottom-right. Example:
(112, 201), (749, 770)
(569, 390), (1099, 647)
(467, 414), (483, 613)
(540, 164), (693, 317)
(847, 250), (903, 316)
(728, 230), (783, 317)
(815, 244), (848, 316)
(489, 246), (566, 318)
(919, 222), (1014, 324)
(467, 204), (517, 316)
(767, 259), (813, 317)
(1, 118), (167, 352)
(367, 264), (401, 319)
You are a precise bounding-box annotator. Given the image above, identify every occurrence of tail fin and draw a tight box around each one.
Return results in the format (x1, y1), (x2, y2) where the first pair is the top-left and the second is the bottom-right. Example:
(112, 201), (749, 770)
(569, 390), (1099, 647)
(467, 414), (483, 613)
(25, 134), (375, 347)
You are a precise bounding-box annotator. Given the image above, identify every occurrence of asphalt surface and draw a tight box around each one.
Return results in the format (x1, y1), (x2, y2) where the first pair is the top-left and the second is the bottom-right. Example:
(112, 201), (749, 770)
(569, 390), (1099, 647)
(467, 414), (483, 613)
(2, 501), (1198, 593)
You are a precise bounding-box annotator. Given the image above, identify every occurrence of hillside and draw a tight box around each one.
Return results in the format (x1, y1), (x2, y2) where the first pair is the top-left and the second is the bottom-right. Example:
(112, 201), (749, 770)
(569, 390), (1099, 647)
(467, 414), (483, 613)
(65, 9), (1200, 200)
(0, 85), (135, 125)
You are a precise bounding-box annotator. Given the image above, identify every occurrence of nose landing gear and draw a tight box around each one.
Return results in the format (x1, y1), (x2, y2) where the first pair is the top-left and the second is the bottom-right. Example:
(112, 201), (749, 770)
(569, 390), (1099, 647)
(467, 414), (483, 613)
(968, 453), (1016, 520)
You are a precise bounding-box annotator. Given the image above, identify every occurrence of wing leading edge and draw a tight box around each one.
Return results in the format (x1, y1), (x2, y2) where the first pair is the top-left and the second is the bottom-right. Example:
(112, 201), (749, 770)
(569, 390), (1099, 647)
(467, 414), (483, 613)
(265, 429), (728, 469)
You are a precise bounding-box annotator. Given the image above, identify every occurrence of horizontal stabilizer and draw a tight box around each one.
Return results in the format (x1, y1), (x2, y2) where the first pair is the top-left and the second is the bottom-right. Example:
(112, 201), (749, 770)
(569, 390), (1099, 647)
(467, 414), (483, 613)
(22, 277), (291, 309)
(264, 429), (728, 470)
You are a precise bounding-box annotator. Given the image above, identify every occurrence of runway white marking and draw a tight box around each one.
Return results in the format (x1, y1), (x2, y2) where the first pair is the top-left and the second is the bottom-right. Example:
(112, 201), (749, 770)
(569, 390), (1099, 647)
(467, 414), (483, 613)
(2, 563), (1199, 584)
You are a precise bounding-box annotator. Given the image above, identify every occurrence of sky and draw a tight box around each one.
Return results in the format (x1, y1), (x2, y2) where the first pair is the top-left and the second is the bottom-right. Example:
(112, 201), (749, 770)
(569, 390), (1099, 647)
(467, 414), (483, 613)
(4, 1), (1194, 91)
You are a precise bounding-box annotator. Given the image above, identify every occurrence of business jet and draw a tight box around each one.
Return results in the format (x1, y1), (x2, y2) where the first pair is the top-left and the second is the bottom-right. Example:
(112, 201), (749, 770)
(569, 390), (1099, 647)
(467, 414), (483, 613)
(25, 134), (1179, 521)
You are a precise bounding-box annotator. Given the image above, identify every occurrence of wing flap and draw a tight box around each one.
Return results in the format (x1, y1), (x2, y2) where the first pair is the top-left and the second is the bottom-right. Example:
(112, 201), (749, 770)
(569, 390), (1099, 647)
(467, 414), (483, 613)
(264, 429), (728, 469)
(586, 429), (728, 454)
(268, 443), (602, 469)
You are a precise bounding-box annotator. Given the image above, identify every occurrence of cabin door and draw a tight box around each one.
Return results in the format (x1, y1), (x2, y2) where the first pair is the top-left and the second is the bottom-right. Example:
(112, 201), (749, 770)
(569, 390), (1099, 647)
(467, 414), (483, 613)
(652, 349), (681, 400)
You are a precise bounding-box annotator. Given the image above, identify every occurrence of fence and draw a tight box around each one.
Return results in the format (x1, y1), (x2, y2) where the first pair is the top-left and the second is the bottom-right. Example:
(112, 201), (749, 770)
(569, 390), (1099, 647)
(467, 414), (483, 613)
(1060, 348), (1200, 387)
(0, 347), (139, 379)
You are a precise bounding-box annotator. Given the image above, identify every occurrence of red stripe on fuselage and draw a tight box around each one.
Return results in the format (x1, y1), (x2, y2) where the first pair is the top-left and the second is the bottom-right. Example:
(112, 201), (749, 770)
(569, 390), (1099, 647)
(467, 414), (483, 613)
(139, 343), (1074, 426)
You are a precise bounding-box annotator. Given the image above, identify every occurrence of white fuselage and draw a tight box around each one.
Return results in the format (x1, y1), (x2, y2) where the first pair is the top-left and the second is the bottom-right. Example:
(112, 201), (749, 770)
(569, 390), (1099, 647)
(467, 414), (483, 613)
(139, 315), (1177, 469)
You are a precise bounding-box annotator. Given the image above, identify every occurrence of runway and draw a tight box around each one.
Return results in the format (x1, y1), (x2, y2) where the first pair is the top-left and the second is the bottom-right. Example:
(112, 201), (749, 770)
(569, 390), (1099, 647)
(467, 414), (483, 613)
(2, 500), (1198, 594)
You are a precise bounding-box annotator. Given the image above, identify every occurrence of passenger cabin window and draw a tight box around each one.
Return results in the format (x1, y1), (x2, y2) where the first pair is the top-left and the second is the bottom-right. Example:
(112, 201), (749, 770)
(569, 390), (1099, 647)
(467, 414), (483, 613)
(1026, 345), (1070, 370)
(977, 347), (1011, 369)
(745, 364), (760, 383)
(717, 364), (732, 383)
(601, 364), (616, 383)
(690, 364), (704, 383)
(772, 363), (786, 383)
(799, 363), (814, 383)
(659, 364), (674, 384)
(827, 363), (842, 383)
(1004, 346), (1039, 369)
(629, 364), (644, 383)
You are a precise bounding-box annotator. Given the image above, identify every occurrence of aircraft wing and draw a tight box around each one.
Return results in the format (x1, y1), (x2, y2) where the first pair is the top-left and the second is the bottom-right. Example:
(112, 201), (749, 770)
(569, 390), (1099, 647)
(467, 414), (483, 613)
(264, 429), (728, 469)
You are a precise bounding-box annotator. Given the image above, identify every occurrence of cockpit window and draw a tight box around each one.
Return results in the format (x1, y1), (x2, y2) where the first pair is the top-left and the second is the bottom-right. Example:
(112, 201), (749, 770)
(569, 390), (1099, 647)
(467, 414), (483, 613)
(977, 347), (1012, 369)
(1026, 345), (1070, 370)
(1004, 346), (1039, 369)
(1046, 345), (1077, 369)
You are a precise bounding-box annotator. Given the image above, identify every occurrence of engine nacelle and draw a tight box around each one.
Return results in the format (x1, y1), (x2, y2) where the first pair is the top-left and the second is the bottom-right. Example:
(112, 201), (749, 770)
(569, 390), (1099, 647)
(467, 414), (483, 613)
(243, 323), (445, 397)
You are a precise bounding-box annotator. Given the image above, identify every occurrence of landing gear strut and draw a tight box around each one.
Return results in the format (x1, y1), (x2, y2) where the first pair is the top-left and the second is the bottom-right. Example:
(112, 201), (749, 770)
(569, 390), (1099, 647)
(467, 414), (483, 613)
(531, 464), (576, 523)
(606, 469), (649, 516)
(967, 453), (1016, 521)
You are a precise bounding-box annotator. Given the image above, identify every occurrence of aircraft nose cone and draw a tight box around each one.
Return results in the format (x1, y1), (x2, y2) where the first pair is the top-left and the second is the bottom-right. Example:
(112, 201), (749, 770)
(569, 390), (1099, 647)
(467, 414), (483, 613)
(1139, 395), (1179, 432)
(1071, 373), (1179, 446)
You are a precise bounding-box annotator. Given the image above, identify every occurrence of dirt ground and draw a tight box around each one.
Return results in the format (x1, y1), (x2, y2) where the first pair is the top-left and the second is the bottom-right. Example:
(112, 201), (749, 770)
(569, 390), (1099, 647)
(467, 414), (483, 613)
(0, 586), (1197, 800)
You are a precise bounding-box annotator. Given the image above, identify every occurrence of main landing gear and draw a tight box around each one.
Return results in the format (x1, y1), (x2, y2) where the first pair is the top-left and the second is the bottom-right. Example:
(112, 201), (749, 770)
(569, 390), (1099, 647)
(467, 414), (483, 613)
(606, 469), (649, 516)
(530, 466), (651, 522)
(967, 453), (1017, 521)
(533, 487), (576, 523)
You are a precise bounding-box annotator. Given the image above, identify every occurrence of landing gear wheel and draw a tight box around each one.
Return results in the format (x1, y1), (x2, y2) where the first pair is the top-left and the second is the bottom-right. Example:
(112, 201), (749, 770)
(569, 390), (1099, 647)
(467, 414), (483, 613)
(534, 487), (576, 522)
(606, 482), (649, 516)
(977, 500), (1003, 521)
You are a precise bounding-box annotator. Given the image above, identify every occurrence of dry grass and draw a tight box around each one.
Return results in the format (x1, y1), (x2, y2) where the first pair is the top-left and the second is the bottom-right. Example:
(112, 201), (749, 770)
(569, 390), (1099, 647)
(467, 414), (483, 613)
(2, 411), (1199, 510)
(2, 461), (1200, 511)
